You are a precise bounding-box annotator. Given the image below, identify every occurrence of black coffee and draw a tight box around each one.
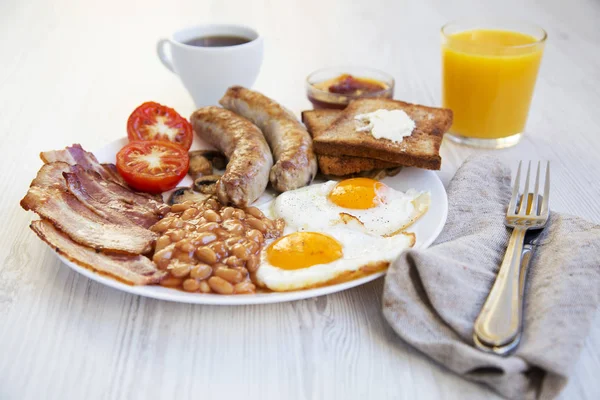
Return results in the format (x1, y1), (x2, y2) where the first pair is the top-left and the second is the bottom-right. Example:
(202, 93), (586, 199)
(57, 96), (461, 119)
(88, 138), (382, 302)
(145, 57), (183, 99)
(184, 35), (251, 47)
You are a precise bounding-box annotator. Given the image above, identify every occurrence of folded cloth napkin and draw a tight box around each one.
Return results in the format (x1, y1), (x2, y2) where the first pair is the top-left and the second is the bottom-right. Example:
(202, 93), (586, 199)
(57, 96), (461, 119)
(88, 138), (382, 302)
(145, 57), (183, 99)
(383, 155), (600, 400)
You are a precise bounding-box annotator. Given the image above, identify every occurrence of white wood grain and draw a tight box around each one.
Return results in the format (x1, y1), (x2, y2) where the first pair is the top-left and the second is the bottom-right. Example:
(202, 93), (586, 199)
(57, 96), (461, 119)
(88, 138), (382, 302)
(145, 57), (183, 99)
(1, 0), (599, 399)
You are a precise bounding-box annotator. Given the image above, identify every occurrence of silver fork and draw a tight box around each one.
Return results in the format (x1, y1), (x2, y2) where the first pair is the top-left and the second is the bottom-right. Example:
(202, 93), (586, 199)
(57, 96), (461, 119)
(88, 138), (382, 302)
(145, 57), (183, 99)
(473, 161), (550, 354)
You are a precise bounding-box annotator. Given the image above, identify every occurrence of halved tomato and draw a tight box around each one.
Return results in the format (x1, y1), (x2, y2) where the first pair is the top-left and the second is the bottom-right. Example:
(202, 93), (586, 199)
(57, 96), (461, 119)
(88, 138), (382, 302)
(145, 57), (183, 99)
(116, 141), (189, 193)
(127, 102), (193, 150)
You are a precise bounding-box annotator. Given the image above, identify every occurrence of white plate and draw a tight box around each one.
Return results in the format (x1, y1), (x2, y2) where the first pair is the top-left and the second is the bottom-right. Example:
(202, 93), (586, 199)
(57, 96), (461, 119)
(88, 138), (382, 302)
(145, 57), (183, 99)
(53, 138), (448, 305)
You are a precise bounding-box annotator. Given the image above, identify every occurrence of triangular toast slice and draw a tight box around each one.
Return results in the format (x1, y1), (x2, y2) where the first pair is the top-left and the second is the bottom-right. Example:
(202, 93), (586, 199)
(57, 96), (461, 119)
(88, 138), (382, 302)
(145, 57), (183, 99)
(311, 98), (453, 170)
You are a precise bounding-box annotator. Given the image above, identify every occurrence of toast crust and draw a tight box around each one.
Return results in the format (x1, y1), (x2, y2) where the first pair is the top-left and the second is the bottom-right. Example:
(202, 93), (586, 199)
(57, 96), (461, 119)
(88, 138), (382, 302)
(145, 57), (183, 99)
(316, 154), (398, 175)
(311, 98), (453, 170)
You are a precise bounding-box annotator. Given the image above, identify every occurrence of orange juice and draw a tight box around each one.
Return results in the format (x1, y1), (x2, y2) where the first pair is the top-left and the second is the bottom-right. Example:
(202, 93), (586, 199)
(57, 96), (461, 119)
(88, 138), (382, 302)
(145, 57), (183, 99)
(442, 29), (545, 140)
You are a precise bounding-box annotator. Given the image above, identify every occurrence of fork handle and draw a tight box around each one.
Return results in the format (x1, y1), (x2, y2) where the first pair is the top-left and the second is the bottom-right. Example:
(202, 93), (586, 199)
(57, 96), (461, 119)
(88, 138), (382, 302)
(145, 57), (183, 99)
(474, 227), (527, 348)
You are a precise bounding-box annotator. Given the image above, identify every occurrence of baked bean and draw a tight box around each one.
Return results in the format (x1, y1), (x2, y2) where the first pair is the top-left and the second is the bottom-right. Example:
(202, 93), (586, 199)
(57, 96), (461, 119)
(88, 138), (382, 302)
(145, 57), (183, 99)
(184, 223), (196, 232)
(232, 243), (250, 261)
(155, 235), (171, 252)
(195, 246), (218, 264)
(233, 224), (246, 236)
(176, 239), (194, 253)
(247, 218), (267, 233)
(245, 207), (264, 219)
(246, 254), (260, 272)
(224, 255), (243, 268)
(222, 218), (239, 230)
(246, 229), (264, 244)
(233, 266), (249, 277)
(169, 230), (185, 242)
(245, 241), (259, 254)
(249, 271), (258, 283)
(153, 246), (174, 269)
(224, 236), (244, 248)
(204, 209), (221, 222)
(195, 216), (207, 226)
(170, 263), (192, 278)
(205, 198), (219, 210)
(176, 251), (195, 264)
(263, 218), (274, 230)
(210, 242), (229, 259)
(182, 278), (201, 292)
(212, 262), (227, 269)
(181, 208), (199, 220)
(221, 207), (234, 219)
(227, 222), (245, 236)
(151, 218), (172, 233)
(214, 266), (243, 283)
(198, 222), (219, 232)
(190, 263), (212, 280)
(160, 276), (184, 287)
(233, 209), (245, 220)
(208, 276), (234, 294)
(194, 232), (217, 246)
(170, 203), (187, 213)
(213, 228), (230, 239)
(169, 218), (183, 229)
(234, 281), (256, 294)
(199, 280), (211, 293)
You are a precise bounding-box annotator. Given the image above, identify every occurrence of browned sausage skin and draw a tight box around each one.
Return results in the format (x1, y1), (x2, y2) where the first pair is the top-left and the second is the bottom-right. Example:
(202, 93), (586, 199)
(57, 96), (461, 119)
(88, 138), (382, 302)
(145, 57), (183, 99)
(219, 86), (318, 192)
(190, 107), (273, 207)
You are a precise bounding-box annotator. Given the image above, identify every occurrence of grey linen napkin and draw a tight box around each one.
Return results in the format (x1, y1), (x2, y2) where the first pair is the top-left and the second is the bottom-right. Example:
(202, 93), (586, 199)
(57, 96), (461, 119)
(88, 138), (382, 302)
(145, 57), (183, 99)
(382, 155), (600, 400)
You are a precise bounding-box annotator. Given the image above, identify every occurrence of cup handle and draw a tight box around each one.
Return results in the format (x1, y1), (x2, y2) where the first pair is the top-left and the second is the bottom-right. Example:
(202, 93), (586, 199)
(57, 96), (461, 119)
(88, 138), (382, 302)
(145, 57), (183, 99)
(156, 38), (175, 73)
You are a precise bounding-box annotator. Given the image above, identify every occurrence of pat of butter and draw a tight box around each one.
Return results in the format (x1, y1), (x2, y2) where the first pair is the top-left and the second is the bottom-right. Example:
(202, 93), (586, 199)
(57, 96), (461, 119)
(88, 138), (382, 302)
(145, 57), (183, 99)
(355, 109), (415, 143)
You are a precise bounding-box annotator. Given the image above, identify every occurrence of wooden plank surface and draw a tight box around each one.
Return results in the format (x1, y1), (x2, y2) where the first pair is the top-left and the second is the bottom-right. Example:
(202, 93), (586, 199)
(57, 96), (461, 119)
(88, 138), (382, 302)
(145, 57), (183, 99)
(1, 0), (599, 399)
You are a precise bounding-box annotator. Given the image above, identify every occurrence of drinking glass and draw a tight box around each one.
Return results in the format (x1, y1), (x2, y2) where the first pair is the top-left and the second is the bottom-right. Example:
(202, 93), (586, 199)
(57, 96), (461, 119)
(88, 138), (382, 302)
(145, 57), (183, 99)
(442, 19), (547, 148)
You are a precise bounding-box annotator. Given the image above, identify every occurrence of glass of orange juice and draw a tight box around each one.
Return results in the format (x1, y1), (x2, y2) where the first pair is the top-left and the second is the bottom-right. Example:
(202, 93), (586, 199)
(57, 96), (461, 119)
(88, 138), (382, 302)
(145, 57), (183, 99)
(442, 20), (547, 148)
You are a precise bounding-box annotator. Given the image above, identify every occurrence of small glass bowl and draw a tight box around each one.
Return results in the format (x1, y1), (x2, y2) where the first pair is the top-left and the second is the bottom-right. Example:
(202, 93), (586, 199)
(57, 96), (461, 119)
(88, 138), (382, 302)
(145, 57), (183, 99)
(306, 66), (395, 109)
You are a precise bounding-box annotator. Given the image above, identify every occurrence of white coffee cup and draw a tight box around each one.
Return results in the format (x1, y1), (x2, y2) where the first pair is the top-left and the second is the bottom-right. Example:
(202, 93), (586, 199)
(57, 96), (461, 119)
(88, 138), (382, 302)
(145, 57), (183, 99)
(157, 24), (263, 107)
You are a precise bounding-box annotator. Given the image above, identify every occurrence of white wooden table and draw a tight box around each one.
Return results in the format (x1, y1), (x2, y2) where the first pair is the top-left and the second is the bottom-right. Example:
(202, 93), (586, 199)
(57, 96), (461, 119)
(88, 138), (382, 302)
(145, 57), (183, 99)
(1, 0), (599, 398)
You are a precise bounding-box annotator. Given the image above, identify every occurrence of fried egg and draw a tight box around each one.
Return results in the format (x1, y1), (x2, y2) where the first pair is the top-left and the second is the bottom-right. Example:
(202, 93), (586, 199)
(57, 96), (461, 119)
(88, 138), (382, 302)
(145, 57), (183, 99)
(255, 228), (415, 291)
(267, 178), (429, 236)
(255, 178), (430, 291)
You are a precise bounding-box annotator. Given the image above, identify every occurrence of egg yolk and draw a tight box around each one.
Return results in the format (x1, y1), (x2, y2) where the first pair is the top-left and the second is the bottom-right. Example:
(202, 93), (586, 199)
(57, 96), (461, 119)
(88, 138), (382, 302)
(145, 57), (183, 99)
(328, 178), (385, 209)
(266, 232), (343, 270)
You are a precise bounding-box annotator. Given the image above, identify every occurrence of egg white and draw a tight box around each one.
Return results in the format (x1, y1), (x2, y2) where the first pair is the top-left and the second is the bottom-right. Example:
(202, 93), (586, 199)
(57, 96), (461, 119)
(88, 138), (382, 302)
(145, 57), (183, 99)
(254, 227), (415, 291)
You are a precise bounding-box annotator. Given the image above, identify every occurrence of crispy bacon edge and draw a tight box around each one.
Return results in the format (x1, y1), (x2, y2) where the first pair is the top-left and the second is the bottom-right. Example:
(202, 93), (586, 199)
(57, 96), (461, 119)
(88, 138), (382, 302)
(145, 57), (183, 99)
(31, 220), (165, 285)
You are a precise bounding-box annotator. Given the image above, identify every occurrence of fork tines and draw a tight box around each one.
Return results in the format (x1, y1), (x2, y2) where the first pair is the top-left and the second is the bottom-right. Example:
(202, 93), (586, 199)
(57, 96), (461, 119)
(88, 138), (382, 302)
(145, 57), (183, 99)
(508, 161), (550, 217)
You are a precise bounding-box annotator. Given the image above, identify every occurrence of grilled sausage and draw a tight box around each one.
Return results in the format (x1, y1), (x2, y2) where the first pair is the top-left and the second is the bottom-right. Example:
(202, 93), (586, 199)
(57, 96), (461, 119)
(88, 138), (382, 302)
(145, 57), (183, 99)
(190, 107), (273, 206)
(219, 86), (318, 192)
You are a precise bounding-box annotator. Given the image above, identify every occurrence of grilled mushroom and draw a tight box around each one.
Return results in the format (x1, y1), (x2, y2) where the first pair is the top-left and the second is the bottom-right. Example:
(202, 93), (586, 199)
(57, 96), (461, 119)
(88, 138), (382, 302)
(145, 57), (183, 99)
(168, 187), (210, 205)
(193, 175), (220, 195)
(188, 152), (213, 180)
(194, 150), (228, 171)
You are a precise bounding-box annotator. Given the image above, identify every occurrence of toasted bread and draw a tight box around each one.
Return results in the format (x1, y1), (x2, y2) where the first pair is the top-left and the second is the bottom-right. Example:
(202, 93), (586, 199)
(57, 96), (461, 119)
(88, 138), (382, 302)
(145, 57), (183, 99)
(311, 98), (453, 170)
(301, 109), (400, 176)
